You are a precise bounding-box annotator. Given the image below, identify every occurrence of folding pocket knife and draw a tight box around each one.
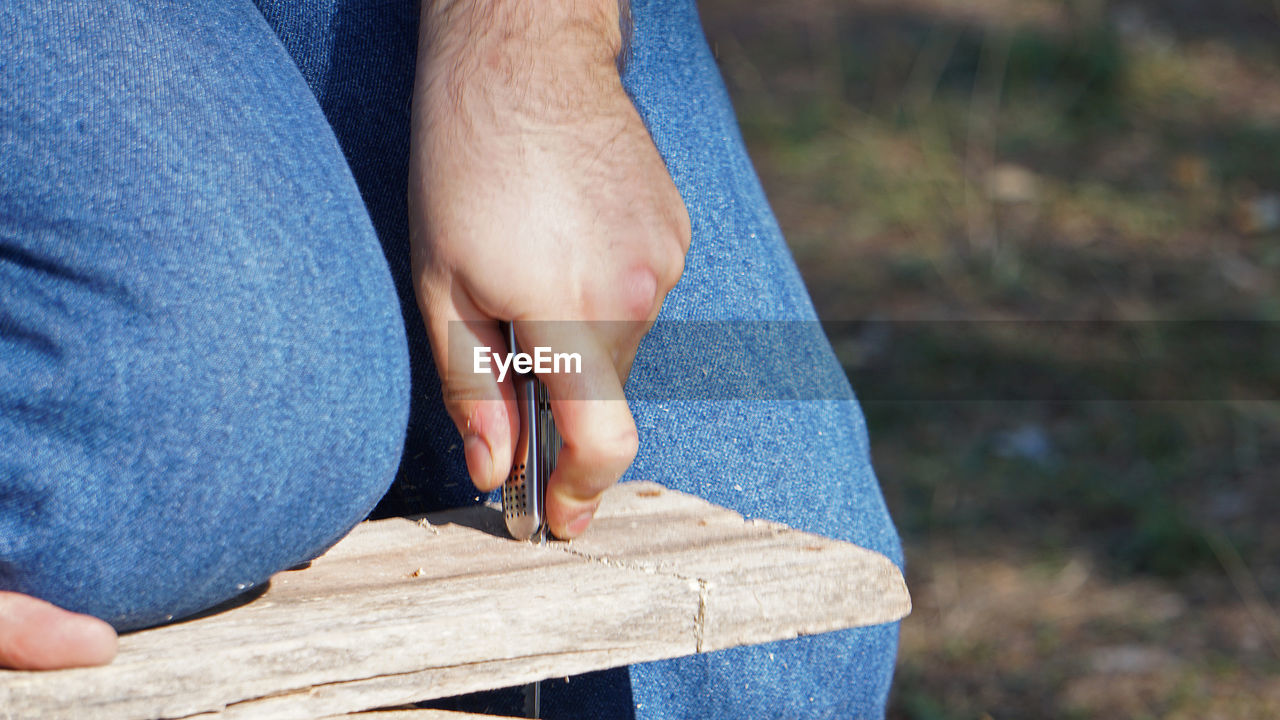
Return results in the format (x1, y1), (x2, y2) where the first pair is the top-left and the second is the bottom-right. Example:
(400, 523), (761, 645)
(500, 324), (560, 717)
(501, 322), (560, 544)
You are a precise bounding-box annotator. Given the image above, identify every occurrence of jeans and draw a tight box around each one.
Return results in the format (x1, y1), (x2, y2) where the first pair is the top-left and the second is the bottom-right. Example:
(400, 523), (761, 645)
(0, 0), (902, 717)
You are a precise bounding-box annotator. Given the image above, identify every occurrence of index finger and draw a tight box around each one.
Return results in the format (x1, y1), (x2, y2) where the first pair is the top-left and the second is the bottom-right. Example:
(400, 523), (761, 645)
(515, 322), (636, 539)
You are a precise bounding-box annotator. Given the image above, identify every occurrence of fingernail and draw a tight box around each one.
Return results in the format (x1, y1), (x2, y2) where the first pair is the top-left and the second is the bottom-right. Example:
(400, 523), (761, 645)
(463, 434), (494, 487)
(567, 508), (595, 537)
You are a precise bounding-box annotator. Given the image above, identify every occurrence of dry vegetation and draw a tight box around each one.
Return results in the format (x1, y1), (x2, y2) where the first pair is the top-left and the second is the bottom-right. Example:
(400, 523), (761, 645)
(698, 0), (1280, 717)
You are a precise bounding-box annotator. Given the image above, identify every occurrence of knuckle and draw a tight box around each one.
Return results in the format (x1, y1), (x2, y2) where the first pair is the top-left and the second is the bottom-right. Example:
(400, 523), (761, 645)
(441, 380), (488, 408)
(655, 202), (690, 291)
(618, 266), (662, 322)
(665, 190), (692, 252)
(580, 422), (639, 473)
(606, 423), (641, 468)
(659, 235), (687, 290)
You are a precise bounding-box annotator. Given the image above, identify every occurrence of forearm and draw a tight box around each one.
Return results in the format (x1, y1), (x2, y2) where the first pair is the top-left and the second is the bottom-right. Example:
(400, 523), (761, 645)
(418, 0), (625, 116)
(423, 0), (622, 52)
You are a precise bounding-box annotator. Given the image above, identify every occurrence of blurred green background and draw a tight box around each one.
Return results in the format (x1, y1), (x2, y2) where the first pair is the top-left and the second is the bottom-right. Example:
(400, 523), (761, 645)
(696, 0), (1280, 717)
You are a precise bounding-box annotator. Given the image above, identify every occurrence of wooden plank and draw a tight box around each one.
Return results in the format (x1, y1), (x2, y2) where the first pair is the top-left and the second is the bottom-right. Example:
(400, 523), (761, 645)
(0, 482), (909, 720)
(324, 711), (518, 719)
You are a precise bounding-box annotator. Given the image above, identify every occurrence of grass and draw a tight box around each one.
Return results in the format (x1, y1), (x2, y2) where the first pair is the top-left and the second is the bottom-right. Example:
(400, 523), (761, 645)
(698, 0), (1280, 716)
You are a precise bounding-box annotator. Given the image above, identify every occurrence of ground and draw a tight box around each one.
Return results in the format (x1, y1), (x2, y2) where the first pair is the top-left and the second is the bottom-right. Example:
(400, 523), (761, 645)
(696, 0), (1280, 717)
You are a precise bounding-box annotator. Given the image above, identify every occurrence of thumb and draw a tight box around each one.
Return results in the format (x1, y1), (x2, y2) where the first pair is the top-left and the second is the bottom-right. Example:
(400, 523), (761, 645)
(517, 322), (637, 539)
(0, 592), (117, 670)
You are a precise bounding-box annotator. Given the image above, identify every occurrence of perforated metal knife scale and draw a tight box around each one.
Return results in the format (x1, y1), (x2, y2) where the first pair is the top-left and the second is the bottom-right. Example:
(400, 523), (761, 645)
(500, 324), (560, 718)
(502, 324), (561, 544)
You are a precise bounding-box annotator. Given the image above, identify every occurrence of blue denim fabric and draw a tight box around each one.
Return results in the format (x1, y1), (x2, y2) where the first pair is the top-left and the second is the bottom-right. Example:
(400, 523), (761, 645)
(0, 0), (409, 631)
(619, 3), (903, 717)
(1, 0), (901, 717)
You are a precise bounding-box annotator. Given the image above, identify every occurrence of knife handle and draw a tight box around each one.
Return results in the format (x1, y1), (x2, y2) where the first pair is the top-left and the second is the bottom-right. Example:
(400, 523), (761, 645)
(502, 324), (560, 542)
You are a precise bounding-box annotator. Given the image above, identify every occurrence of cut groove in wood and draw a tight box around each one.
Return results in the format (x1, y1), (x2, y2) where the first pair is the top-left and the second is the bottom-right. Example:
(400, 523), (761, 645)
(0, 482), (909, 720)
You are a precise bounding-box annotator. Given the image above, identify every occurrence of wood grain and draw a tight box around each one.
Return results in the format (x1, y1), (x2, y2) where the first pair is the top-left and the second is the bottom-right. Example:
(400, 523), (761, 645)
(324, 711), (520, 720)
(0, 482), (909, 720)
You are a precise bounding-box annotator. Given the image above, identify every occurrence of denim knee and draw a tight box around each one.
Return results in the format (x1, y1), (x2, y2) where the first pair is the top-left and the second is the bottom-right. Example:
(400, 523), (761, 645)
(0, 228), (409, 631)
(1, 0), (412, 630)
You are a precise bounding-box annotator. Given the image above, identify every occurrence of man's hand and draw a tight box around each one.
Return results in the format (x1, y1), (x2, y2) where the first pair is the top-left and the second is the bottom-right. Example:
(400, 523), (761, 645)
(410, 0), (690, 538)
(0, 592), (117, 670)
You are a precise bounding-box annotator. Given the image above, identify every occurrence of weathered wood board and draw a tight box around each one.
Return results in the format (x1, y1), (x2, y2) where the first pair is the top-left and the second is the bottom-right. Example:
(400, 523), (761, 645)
(330, 707), (524, 712)
(325, 711), (517, 720)
(0, 482), (909, 720)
